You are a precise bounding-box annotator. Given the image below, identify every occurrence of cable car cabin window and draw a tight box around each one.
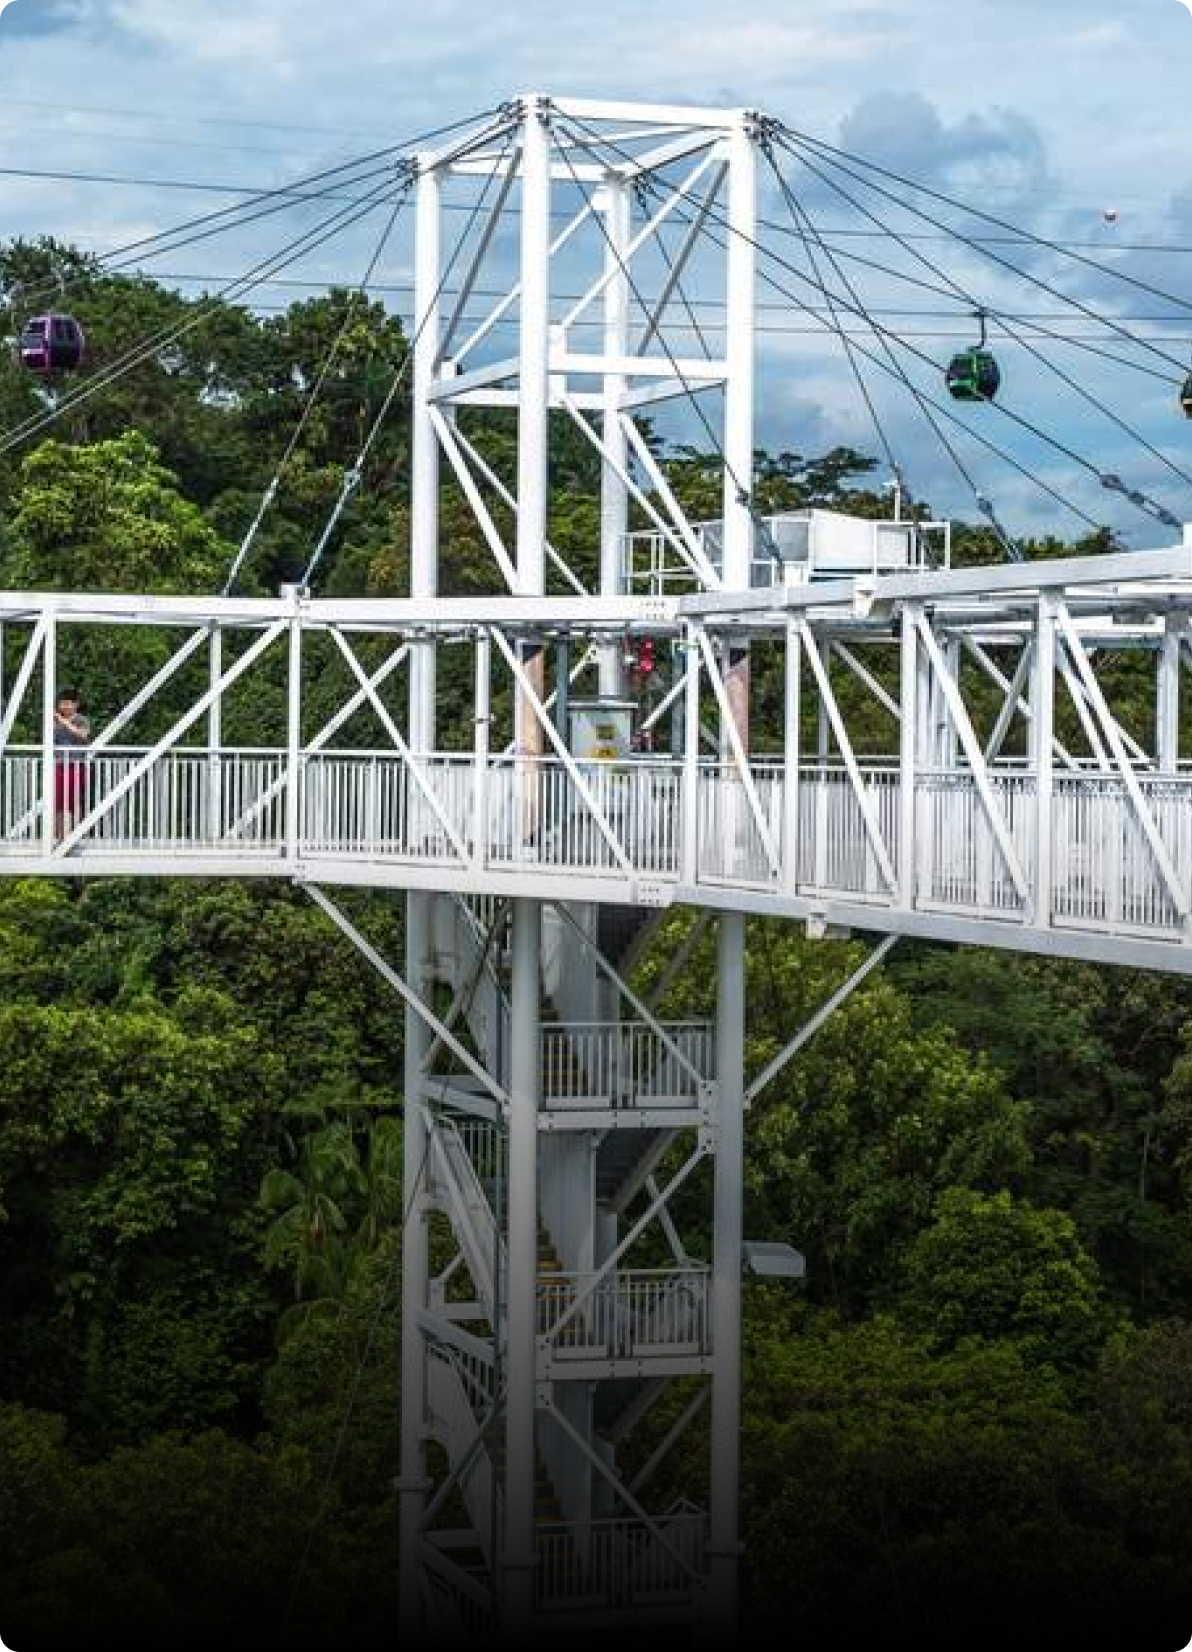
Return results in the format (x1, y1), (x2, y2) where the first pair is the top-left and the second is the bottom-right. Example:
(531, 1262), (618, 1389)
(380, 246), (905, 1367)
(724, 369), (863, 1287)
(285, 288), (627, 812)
(945, 348), (1001, 403)
(52, 319), (72, 342)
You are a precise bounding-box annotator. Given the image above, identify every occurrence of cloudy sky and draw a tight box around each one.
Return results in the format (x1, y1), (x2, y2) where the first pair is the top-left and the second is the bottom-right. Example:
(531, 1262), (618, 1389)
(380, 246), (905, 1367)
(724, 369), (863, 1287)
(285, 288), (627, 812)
(0, 0), (1190, 543)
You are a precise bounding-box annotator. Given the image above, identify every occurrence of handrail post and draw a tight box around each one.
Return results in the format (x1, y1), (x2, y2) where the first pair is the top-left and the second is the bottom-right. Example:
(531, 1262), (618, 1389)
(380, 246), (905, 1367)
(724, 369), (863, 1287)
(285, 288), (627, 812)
(284, 586), (303, 860)
(40, 612), (55, 857)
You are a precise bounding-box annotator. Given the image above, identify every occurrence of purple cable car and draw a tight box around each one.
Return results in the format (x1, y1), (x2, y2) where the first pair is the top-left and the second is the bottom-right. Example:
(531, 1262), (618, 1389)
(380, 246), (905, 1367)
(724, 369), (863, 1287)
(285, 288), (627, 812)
(17, 313), (85, 376)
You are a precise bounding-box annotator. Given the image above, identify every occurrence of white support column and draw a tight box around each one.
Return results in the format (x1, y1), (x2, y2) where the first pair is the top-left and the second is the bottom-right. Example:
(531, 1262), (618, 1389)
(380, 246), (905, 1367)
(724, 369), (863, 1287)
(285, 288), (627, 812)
(399, 148), (443, 1648)
(781, 618), (801, 893)
(1158, 620), (1182, 773)
(284, 592), (302, 859)
(504, 896), (541, 1633)
(599, 174), (631, 694)
(721, 113), (756, 590)
(503, 94), (553, 1639)
(1032, 595), (1057, 927)
(709, 907), (744, 1642)
(207, 626), (223, 843)
(472, 632), (492, 875)
(40, 613), (55, 856)
(682, 627), (702, 883)
(899, 603), (919, 908)
(707, 109), (756, 1647)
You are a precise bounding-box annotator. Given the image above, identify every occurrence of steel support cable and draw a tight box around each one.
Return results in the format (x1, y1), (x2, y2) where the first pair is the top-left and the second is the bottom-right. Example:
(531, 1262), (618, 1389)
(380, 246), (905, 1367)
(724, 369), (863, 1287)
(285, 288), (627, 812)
(750, 250), (1103, 532)
(759, 141), (1020, 555)
(567, 111), (1040, 552)
(563, 109), (1169, 423)
(759, 151), (1161, 536)
(674, 172), (1101, 534)
(299, 122), (520, 587)
(762, 148), (902, 494)
(560, 114), (1176, 386)
(775, 136), (1188, 502)
(7, 106), (506, 313)
(775, 135), (1192, 492)
(775, 128), (1190, 377)
(767, 147), (1187, 534)
(223, 175), (415, 596)
(780, 121), (1192, 324)
(638, 179), (716, 361)
(0, 167), (412, 458)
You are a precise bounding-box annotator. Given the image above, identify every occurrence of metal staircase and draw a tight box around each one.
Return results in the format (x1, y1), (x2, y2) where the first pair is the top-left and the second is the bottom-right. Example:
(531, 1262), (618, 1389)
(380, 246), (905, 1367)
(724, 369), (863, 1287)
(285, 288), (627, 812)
(412, 888), (717, 1629)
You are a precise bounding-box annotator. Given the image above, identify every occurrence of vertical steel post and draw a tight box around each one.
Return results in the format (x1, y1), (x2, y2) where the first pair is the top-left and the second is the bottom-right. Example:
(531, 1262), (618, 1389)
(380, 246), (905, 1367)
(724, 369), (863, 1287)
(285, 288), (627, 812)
(40, 614), (55, 856)
(708, 109), (756, 1645)
(899, 603), (919, 908)
(473, 631), (492, 875)
(1158, 620), (1181, 772)
(682, 627), (701, 884)
(207, 626), (223, 843)
(781, 617), (801, 893)
(504, 93), (553, 1638)
(399, 150), (442, 1646)
(285, 590), (302, 859)
(1032, 595), (1056, 926)
(599, 173), (631, 695)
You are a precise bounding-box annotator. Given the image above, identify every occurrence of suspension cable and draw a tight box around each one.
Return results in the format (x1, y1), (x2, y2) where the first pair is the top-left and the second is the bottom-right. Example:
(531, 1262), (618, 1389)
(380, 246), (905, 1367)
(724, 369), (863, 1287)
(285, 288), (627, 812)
(777, 127), (1190, 378)
(765, 142), (1185, 532)
(757, 138), (1019, 551)
(299, 121), (519, 587)
(0, 166), (411, 457)
(782, 120), (1192, 321)
(223, 172), (415, 596)
(7, 106), (507, 315)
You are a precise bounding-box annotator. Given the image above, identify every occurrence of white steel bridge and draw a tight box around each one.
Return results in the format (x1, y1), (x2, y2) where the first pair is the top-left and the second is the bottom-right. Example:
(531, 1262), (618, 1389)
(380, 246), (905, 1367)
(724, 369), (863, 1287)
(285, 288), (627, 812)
(6, 542), (1192, 979)
(5, 93), (1192, 1644)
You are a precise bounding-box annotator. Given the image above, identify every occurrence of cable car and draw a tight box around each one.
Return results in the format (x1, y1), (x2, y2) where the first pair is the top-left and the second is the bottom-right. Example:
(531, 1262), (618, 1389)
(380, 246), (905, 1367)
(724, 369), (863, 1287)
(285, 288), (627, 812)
(1180, 369), (1192, 420)
(945, 311), (1000, 403)
(17, 313), (85, 377)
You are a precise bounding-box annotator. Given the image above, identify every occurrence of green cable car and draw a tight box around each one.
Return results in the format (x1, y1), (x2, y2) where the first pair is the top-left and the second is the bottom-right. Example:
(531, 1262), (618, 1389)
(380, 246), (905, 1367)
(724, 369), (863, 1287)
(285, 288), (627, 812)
(945, 311), (1001, 403)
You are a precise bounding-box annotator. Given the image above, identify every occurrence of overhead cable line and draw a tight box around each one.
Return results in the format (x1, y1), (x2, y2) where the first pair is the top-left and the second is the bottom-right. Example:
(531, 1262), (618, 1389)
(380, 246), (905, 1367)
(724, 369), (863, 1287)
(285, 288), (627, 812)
(757, 138), (1021, 556)
(299, 120), (520, 587)
(582, 120), (1102, 536)
(223, 174), (415, 596)
(0, 167), (414, 457)
(569, 111), (1082, 540)
(555, 112), (786, 573)
(6, 106), (505, 313)
(777, 127), (1192, 376)
(782, 121), (1192, 319)
(769, 138), (1192, 521)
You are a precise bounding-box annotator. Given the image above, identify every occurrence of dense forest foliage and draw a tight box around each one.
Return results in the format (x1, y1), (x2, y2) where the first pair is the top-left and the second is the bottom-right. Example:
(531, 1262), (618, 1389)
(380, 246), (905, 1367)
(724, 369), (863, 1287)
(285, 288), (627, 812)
(0, 238), (1189, 1649)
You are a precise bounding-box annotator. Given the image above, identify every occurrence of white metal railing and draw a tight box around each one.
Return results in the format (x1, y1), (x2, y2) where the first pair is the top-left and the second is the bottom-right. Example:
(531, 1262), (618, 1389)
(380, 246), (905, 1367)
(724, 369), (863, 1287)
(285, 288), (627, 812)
(917, 768), (1035, 915)
(621, 510), (951, 596)
(535, 1512), (707, 1608)
(540, 1021), (712, 1107)
(1, 745), (287, 850)
(484, 754), (682, 874)
(537, 1267), (711, 1359)
(4, 744), (1192, 945)
(454, 1118), (509, 1185)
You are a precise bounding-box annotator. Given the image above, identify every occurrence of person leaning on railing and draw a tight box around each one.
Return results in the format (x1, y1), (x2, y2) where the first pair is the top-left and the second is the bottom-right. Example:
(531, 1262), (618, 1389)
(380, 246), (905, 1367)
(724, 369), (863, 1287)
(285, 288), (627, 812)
(53, 688), (90, 841)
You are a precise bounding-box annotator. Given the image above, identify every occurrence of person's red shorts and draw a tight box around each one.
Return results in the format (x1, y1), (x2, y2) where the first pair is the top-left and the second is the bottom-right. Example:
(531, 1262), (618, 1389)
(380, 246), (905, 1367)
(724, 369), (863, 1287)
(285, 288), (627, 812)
(54, 759), (87, 812)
